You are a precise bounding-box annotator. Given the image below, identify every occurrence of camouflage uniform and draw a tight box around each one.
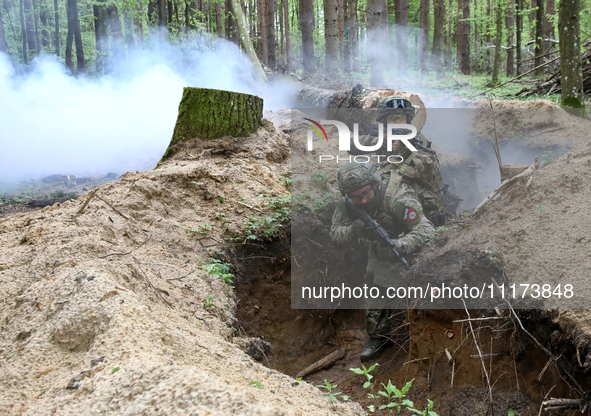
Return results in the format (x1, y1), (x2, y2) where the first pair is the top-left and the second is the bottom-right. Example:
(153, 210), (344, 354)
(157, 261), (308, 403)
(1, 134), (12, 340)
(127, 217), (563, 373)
(330, 165), (434, 341)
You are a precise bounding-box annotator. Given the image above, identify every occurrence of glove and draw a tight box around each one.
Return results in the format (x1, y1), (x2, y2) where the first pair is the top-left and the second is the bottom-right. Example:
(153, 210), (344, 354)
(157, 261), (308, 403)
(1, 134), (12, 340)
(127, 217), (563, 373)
(375, 240), (406, 260)
(349, 219), (367, 238)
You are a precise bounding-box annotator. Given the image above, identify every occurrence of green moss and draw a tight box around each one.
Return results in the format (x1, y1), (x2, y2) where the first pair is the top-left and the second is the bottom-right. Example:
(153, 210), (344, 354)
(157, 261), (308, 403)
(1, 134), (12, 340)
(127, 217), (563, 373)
(160, 88), (264, 163)
(561, 96), (585, 109)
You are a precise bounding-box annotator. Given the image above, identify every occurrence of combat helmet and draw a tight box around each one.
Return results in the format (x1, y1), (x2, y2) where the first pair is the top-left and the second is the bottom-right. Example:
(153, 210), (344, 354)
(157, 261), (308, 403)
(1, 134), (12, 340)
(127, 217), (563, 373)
(376, 95), (419, 123)
(337, 162), (382, 195)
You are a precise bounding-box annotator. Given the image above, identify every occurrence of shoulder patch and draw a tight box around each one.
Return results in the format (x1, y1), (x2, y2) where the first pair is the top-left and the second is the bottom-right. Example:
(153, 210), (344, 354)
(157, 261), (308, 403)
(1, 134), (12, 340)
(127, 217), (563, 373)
(403, 207), (419, 222)
(333, 210), (342, 222)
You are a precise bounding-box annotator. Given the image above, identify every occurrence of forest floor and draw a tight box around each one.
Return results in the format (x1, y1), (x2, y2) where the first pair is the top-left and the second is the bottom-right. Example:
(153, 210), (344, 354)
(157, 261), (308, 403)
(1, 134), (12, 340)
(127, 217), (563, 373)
(2, 89), (591, 415)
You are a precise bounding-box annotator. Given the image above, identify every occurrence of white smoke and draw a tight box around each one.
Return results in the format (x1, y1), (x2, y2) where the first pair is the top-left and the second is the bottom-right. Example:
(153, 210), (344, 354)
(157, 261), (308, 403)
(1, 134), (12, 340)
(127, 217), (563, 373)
(0, 37), (298, 183)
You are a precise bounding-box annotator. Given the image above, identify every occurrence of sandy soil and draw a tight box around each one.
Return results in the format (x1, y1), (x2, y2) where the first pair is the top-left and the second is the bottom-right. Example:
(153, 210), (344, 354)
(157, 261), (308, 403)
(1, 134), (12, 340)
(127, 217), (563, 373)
(0, 120), (363, 415)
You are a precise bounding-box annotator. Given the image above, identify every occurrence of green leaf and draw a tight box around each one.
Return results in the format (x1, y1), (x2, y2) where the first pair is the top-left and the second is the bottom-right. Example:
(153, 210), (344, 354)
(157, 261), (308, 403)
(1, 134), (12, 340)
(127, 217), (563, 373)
(111, 366), (120, 373)
(350, 367), (365, 375)
(407, 409), (424, 415)
(508, 410), (515, 416)
(368, 405), (376, 413)
(367, 363), (379, 372)
(363, 381), (371, 388)
(378, 391), (389, 398)
(342, 395), (350, 401)
(248, 381), (263, 389)
(402, 399), (414, 407)
(401, 379), (414, 394)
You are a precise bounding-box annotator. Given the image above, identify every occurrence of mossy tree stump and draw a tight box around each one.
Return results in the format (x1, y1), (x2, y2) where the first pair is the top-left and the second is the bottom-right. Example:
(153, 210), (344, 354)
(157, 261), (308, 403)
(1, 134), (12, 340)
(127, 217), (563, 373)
(161, 88), (263, 161)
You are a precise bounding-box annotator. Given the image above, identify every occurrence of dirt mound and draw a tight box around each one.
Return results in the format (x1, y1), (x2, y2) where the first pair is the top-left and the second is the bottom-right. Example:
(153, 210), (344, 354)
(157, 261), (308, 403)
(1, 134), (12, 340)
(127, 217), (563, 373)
(0, 120), (363, 415)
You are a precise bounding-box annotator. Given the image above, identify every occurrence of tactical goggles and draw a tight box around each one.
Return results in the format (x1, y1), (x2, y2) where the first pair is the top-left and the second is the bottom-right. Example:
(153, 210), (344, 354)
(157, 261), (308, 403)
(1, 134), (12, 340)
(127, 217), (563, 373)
(385, 98), (413, 109)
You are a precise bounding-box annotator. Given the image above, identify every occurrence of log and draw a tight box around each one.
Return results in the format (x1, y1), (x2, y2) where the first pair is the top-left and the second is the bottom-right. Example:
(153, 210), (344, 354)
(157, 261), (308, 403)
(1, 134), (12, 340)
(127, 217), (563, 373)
(160, 88), (263, 162)
(295, 347), (346, 379)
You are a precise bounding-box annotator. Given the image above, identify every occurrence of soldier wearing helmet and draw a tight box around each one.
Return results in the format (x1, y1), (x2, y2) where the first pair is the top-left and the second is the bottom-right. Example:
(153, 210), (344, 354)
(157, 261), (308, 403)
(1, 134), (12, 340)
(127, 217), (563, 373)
(330, 161), (434, 361)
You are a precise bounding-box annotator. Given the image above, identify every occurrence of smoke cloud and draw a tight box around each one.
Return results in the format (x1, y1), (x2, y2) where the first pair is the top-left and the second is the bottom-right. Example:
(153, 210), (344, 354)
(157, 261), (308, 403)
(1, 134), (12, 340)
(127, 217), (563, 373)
(0, 37), (298, 184)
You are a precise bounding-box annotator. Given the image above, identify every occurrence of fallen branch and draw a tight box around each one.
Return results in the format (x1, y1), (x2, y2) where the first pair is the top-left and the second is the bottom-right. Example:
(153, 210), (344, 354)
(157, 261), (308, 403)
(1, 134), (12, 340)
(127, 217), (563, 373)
(469, 55), (560, 98)
(76, 188), (98, 215)
(237, 200), (262, 212)
(98, 251), (133, 259)
(295, 347), (346, 379)
(95, 194), (129, 220)
(166, 269), (198, 281)
(132, 256), (173, 309)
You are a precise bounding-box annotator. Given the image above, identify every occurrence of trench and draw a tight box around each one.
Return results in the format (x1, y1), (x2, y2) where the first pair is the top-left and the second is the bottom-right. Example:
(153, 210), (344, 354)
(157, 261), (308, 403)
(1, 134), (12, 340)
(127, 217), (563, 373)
(232, 227), (590, 415)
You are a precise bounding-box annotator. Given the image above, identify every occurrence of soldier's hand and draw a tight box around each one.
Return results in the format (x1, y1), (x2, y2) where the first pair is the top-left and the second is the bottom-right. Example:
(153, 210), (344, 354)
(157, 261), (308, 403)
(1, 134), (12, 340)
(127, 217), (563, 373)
(350, 219), (367, 238)
(375, 240), (405, 260)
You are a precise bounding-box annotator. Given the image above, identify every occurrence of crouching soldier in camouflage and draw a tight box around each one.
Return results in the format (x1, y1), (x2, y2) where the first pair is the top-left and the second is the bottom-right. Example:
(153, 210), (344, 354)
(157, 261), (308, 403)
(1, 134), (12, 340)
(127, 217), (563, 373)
(330, 161), (435, 361)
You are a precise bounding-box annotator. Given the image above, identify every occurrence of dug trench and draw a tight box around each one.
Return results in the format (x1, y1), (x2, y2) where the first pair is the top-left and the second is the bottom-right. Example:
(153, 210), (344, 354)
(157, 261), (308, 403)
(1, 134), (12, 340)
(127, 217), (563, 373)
(233, 218), (591, 415)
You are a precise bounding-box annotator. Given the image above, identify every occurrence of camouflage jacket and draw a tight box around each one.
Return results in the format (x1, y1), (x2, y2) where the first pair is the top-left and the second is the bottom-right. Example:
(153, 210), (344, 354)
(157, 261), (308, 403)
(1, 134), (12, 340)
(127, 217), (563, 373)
(330, 177), (435, 254)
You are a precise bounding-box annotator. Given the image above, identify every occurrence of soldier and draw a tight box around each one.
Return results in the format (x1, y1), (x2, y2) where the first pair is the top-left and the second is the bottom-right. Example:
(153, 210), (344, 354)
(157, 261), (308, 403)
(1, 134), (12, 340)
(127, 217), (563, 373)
(330, 161), (435, 361)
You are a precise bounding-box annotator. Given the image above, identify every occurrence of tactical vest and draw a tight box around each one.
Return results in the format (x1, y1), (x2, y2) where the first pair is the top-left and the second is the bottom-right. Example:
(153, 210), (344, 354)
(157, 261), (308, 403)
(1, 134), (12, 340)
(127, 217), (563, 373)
(376, 134), (455, 226)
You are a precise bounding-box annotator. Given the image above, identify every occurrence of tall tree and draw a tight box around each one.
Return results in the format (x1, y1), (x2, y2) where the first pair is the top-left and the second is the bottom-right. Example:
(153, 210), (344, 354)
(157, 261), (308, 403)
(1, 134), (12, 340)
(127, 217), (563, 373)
(324, 0), (338, 73)
(266, 0), (276, 68)
(395, 0), (409, 76)
(258, 0), (267, 62)
(215, 1), (224, 37)
(299, 0), (314, 73)
(53, 0), (59, 55)
(66, 0), (85, 73)
(505, 0), (515, 75)
(0, 6), (8, 53)
(367, 0), (386, 85)
(283, 0), (290, 70)
(419, 0), (430, 73)
(39, 2), (50, 49)
(431, 0), (445, 72)
(491, 0), (503, 83)
(558, 0), (584, 108)
(229, 0), (267, 81)
(23, 0), (37, 55)
(348, 0), (359, 72)
(94, 2), (109, 73)
(534, 0), (544, 74)
(515, 0), (522, 74)
(20, 0), (28, 63)
(457, 0), (470, 74)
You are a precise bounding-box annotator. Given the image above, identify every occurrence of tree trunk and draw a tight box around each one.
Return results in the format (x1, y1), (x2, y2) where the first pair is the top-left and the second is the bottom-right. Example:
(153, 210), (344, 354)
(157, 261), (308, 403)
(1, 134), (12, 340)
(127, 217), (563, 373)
(229, 0), (267, 81)
(516, 0), (522, 74)
(395, 0), (409, 76)
(32, 0), (41, 52)
(459, 0), (470, 74)
(543, 0), (554, 51)
(215, 1), (224, 36)
(349, 0), (358, 72)
(23, 0), (37, 56)
(534, 0), (543, 74)
(491, 0), (503, 83)
(505, 0), (514, 76)
(226, 0), (238, 43)
(419, 0), (430, 73)
(343, 0), (350, 72)
(558, 0), (584, 108)
(39, 3), (50, 49)
(0, 6), (8, 53)
(283, 0), (290, 70)
(529, 0), (535, 39)
(93, 2), (108, 73)
(53, 0), (59, 55)
(158, 0), (167, 28)
(445, 0), (452, 67)
(66, 0), (84, 73)
(65, 0), (72, 71)
(367, 0), (386, 85)
(123, 9), (135, 45)
(258, 0), (267, 63)
(324, 0), (338, 74)
(299, 0), (314, 74)
(266, 0), (276, 69)
(161, 88), (264, 162)
(338, 0), (344, 69)
(431, 0), (445, 72)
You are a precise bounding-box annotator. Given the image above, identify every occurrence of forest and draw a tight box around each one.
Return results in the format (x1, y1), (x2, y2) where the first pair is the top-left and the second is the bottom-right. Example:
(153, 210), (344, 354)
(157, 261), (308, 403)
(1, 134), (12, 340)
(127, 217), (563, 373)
(0, 0), (589, 106)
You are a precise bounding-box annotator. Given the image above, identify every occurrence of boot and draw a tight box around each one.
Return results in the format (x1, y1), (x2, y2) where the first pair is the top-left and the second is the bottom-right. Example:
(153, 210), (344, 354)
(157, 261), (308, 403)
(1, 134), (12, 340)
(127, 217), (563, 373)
(360, 337), (389, 362)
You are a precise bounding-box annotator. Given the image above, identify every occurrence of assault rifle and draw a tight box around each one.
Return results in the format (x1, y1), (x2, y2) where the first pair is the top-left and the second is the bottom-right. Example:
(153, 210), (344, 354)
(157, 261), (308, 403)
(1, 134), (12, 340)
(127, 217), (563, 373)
(345, 197), (410, 269)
